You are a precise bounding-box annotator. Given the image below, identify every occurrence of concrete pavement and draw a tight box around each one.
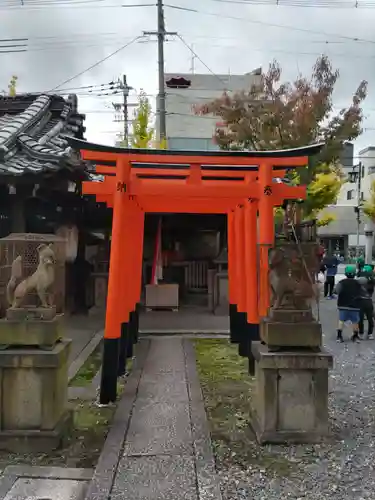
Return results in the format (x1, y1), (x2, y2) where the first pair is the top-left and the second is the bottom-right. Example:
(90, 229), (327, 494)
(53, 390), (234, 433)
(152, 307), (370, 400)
(85, 338), (221, 500)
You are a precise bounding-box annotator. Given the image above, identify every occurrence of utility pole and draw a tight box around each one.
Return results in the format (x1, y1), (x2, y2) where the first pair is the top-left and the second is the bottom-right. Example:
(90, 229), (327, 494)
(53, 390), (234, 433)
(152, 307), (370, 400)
(144, 0), (177, 143)
(113, 75), (134, 146)
(157, 0), (166, 141)
(190, 43), (196, 74)
(349, 162), (363, 258)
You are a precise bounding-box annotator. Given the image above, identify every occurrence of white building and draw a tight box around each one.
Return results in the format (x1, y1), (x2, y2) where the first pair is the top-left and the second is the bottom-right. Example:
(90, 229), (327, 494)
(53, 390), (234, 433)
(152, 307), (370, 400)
(337, 146), (375, 205)
(320, 145), (375, 258)
(157, 69), (262, 150)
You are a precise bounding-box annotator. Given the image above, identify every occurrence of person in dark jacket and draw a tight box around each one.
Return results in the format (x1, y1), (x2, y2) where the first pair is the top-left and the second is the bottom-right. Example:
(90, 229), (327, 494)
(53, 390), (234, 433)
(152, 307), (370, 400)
(357, 264), (374, 340)
(322, 253), (339, 299)
(335, 265), (363, 343)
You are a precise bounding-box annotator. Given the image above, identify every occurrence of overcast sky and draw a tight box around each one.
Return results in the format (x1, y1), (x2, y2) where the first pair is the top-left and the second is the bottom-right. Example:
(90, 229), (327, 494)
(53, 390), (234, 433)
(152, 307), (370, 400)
(1, 0), (375, 158)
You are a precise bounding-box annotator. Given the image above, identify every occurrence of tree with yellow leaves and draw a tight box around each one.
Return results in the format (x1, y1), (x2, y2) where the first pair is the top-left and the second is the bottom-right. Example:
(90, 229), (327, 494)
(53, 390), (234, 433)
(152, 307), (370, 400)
(123, 90), (167, 149)
(316, 211), (336, 227)
(8, 76), (17, 97)
(130, 90), (154, 148)
(363, 180), (375, 221)
(195, 55), (366, 216)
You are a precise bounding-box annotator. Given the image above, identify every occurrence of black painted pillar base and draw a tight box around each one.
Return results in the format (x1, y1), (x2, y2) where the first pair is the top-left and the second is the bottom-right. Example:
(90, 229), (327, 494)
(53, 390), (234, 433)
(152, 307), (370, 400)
(230, 304), (247, 344)
(126, 327), (133, 358)
(118, 322), (130, 377)
(129, 309), (137, 344)
(134, 303), (141, 343)
(229, 303), (237, 343)
(100, 337), (120, 404)
(237, 322), (259, 376)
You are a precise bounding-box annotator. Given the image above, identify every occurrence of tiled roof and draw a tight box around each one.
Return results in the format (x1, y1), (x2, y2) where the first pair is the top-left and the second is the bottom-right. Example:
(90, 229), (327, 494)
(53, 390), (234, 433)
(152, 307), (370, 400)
(0, 93), (87, 177)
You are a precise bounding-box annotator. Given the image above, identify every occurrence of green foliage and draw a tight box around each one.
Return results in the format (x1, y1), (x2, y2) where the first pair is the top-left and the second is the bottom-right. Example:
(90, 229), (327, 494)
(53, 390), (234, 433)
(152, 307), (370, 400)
(123, 91), (168, 149)
(316, 211), (336, 227)
(363, 180), (375, 221)
(8, 75), (17, 97)
(130, 90), (154, 148)
(195, 55), (367, 214)
(305, 169), (343, 215)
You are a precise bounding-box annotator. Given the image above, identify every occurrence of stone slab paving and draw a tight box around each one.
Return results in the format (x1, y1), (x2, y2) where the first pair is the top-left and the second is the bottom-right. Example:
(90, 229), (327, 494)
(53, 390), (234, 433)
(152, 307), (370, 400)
(64, 315), (103, 369)
(139, 308), (229, 334)
(86, 337), (221, 500)
(0, 466), (92, 500)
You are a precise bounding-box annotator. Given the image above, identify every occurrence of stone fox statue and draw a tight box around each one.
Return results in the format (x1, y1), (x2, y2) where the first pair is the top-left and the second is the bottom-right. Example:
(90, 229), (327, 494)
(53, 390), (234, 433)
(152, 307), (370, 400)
(6, 244), (56, 308)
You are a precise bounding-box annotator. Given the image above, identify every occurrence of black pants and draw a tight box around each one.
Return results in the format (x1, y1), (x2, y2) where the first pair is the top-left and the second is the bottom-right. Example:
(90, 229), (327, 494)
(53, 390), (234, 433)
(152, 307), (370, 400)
(324, 276), (335, 297)
(359, 302), (374, 336)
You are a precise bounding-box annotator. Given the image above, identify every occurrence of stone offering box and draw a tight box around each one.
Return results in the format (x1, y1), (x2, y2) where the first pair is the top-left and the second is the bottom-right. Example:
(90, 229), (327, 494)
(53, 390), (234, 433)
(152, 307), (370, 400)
(0, 233), (66, 316)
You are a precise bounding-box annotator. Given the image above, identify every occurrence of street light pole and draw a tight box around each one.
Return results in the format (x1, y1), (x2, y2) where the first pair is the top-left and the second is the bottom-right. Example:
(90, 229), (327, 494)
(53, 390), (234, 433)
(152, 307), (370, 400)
(349, 162), (363, 258)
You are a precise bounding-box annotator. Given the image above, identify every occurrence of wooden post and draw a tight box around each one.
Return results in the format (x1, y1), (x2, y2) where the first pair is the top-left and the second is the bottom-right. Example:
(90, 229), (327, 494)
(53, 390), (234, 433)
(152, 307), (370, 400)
(100, 158), (131, 404)
(243, 199), (259, 373)
(258, 163), (275, 317)
(117, 206), (138, 376)
(234, 205), (249, 350)
(227, 210), (240, 343)
(130, 210), (145, 346)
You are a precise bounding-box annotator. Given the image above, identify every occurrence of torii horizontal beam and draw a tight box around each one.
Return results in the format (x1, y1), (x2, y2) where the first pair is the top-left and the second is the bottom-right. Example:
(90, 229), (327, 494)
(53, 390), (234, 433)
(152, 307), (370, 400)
(93, 192), (301, 212)
(82, 177), (306, 201)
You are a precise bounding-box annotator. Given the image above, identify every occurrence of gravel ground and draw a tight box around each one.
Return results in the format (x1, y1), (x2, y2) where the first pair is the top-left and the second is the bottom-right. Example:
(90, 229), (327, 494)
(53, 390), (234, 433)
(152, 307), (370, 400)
(218, 298), (375, 500)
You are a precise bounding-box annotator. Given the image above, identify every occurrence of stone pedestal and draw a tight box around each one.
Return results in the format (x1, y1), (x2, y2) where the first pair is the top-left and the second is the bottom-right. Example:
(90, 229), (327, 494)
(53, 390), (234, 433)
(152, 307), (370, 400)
(261, 309), (322, 350)
(0, 308), (62, 348)
(250, 342), (333, 444)
(0, 339), (72, 452)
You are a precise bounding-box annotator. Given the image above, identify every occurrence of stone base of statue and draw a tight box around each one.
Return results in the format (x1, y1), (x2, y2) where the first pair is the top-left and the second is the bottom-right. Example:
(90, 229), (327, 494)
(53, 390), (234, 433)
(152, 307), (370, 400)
(0, 338), (72, 453)
(0, 307), (62, 349)
(249, 342), (333, 444)
(260, 309), (322, 350)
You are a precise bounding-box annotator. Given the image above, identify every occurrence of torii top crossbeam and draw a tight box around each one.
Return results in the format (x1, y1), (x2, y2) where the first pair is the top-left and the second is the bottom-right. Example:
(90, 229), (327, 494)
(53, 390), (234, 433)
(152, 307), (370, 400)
(68, 138), (324, 212)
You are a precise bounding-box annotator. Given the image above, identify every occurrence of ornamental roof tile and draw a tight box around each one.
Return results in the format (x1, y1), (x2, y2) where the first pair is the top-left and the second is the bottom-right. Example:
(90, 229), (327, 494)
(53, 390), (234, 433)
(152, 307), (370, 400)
(0, 93), (88, 177)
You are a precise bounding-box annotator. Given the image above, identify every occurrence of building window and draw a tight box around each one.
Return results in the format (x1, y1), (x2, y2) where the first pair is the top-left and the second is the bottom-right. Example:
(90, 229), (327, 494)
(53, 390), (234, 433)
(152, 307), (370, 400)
(361, 192), (364, 201)
(369, 166), (375, 174)
(362, 167), (365, 178)
(347, 190), (354, 200)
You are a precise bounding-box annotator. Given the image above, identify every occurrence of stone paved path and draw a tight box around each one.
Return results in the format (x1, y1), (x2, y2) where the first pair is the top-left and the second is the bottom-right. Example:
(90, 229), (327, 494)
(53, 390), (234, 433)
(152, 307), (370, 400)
(106, 337), (220, 500)
(64, 315), (104, 365)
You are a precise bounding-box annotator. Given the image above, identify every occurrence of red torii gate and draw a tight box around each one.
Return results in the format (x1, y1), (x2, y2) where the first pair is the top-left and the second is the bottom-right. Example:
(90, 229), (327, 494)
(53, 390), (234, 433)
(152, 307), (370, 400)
(69, 138), (323, 404)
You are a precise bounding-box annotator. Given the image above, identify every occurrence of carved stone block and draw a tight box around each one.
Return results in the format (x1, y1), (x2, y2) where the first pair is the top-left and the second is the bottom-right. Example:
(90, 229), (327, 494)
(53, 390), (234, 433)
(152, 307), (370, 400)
(0, 315), (62, 348)
(6, 306), (57, 322)
(0, 339), (72, 452)
(250, 342), (333, 444)
(260, 317), (322, 349)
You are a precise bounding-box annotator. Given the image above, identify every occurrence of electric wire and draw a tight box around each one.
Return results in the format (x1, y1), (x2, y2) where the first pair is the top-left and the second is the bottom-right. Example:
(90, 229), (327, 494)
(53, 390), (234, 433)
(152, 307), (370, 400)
(46, 35), (143, 92)
(0, 1), (154, 9)
(180, 0), (375, 7)
(165, 4), (375, 45)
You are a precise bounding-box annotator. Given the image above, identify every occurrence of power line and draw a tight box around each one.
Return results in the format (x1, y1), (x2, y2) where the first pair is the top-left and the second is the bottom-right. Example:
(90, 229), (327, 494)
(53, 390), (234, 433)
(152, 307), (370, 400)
(180, 0), (375, 7)
(165, 3), (375, 44)
(176, 35), (229, 89)
(0, 1), (154, 9)
(47, 35), (143, 92)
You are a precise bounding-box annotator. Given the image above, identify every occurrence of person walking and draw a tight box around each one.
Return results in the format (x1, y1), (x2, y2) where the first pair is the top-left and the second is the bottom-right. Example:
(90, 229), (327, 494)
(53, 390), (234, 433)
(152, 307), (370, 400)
(323, 252), (339, 299)
(335, 265), (363, 343)
(357, 264), (375, 340)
